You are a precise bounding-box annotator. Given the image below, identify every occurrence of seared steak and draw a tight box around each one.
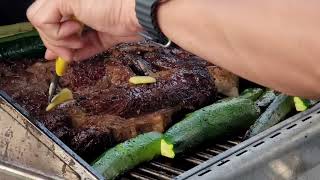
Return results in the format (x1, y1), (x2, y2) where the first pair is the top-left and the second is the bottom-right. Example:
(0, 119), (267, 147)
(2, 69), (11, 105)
(75, 67), (215, 118)
(0, 41), (239, 161)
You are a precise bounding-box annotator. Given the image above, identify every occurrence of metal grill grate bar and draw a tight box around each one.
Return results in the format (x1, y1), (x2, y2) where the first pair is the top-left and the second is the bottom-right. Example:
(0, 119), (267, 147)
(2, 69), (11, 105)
(124, 134), (242, 179)
(195, 152), (213, 159)
(129, 172), (156, 180)
(183, 157), (204, 165)
(149, 162), (184, 175)
(138, 167), (172, 180)
(227, 140), (239, 145)
(215, 144), (232, 150)
(206, 147), (223, 155)
(237, 136), (243, 140)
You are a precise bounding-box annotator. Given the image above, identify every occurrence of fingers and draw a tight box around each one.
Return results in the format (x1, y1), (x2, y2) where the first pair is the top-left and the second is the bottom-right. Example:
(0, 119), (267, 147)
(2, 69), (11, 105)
(56, 20), (84, 39)
(38, 30), (84, 49)
(28, 0), (75, 40)
(26, 0), (47, 22)
(44, 31), (103, 61)
(38, 28), (83, 61)
(42, 40), (74, 62)
(27, 0), (81, 61)
(72, 31), (104, 61)
(45, 49), (58, 60)
(37, 19), (83, 42)
(73, 31), (142, 61)
(27, 0), (142, 62)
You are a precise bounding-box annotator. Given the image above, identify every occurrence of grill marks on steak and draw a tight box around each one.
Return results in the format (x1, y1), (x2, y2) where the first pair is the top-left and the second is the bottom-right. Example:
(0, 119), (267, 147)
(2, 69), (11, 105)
(0, 42), (218, 161)
(75, 67), (215, 118)
(74, 43), (216, 118)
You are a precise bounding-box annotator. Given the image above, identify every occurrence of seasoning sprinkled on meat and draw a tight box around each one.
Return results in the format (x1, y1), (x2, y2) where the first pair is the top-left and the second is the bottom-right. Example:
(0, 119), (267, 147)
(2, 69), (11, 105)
(0, 41), (235, 160)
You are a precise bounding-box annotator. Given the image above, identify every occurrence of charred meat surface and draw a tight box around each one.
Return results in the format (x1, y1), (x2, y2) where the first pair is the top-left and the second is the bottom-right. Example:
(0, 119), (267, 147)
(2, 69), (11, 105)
(40, 109), (73, 143)
(70, 127), (114, 162)
(0, 42), (219, 161)
(76, 67), (215, 118)
(207, 66), (239, 97)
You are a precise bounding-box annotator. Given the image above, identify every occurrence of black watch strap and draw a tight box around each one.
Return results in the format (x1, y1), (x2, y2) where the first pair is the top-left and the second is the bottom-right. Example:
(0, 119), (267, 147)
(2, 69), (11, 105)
(135, 0), (171, 47)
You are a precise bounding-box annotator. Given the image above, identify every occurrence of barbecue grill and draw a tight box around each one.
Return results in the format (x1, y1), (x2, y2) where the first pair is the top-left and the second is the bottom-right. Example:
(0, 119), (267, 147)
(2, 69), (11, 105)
(1, 5), (320, 179)
(1, 89), (320, 180)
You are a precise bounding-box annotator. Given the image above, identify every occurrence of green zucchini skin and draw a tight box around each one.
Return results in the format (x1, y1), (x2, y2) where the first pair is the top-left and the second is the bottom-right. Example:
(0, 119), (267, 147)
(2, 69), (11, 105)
(0, 30), (45, 59)
(255, 90), (277, 110)
(164, 98), (260, 154)
(217, 88), (264, 103)
(239, 88), (264, 101)
(92, 132), (163, 180)
(0, 22), (34, 38)
(244, 94), (294, 139)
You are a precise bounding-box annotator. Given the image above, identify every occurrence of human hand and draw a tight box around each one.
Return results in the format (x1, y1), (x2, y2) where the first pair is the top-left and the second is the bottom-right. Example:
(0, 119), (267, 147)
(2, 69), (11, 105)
(27, 0), (142, 61)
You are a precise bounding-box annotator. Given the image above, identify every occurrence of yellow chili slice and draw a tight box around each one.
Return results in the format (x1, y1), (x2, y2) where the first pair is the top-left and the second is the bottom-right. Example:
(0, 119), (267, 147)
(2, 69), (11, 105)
(129, 76), (156, 85)
(160, 139), (175, 158)
(46, 88), (73, 111)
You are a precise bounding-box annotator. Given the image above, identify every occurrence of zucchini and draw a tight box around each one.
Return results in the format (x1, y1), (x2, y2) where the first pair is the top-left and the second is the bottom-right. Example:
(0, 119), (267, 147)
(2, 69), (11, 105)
(239, 88), (264, 101)
(256, 90), (277, 109)
(161, 98), (260, 158)
(217, 88), (264, 103)
(0, 22), (34, 38)
(0, 30), (45, 59)
(244, 94), (294, 139)
(92, 132), (162, 180)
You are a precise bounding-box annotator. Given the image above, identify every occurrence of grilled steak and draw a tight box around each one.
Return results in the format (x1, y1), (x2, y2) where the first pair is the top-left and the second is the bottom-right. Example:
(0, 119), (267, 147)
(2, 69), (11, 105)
(75, 67), (215, 118)
(0, 41), (238, 161)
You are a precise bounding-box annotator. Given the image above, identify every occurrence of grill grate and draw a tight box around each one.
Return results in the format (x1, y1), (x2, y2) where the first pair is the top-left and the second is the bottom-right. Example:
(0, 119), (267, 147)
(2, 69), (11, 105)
(120, 135), (243, 180)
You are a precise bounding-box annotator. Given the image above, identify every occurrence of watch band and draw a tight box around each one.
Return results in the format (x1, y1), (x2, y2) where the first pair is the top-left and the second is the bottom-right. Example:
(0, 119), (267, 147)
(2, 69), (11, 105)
(135, 0), (171, 47)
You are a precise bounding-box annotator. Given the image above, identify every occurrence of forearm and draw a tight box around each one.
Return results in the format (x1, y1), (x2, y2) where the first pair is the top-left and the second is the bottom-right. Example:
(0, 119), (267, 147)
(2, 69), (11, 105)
(157, 0), (320, 98)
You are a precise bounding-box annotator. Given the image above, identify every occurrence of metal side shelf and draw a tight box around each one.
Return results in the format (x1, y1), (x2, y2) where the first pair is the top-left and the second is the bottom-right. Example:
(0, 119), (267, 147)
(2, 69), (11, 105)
(177, 103), (320, 180)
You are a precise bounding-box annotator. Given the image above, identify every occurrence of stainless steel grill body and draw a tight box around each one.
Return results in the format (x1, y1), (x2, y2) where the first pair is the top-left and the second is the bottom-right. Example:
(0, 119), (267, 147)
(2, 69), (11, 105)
(1, 90), (320, 180)
(177, 103), (320, 180)
(0, 91), (102, 179)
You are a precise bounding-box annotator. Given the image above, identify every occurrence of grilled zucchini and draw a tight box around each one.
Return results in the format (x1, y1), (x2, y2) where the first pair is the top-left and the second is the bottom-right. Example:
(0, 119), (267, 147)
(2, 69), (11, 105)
(161, 97), (260, 158)
(92, 132), (163, 179)
(0, 30), (45, 59)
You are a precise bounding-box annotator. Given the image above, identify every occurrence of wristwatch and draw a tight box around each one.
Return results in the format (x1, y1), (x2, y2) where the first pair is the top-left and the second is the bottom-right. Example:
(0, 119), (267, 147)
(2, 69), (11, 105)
(135, 0), (171, 47)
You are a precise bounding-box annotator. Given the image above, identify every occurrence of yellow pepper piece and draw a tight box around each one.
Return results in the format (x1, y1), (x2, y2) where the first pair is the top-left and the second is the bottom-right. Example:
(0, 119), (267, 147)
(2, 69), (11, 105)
(294, 97), (308, 112)
(55, 19), (83, 77)
(56, 57), (68, 76)
(161, 139), (175, 158)
(129, 76), (156, 85)
(46, 88), (73, 111)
